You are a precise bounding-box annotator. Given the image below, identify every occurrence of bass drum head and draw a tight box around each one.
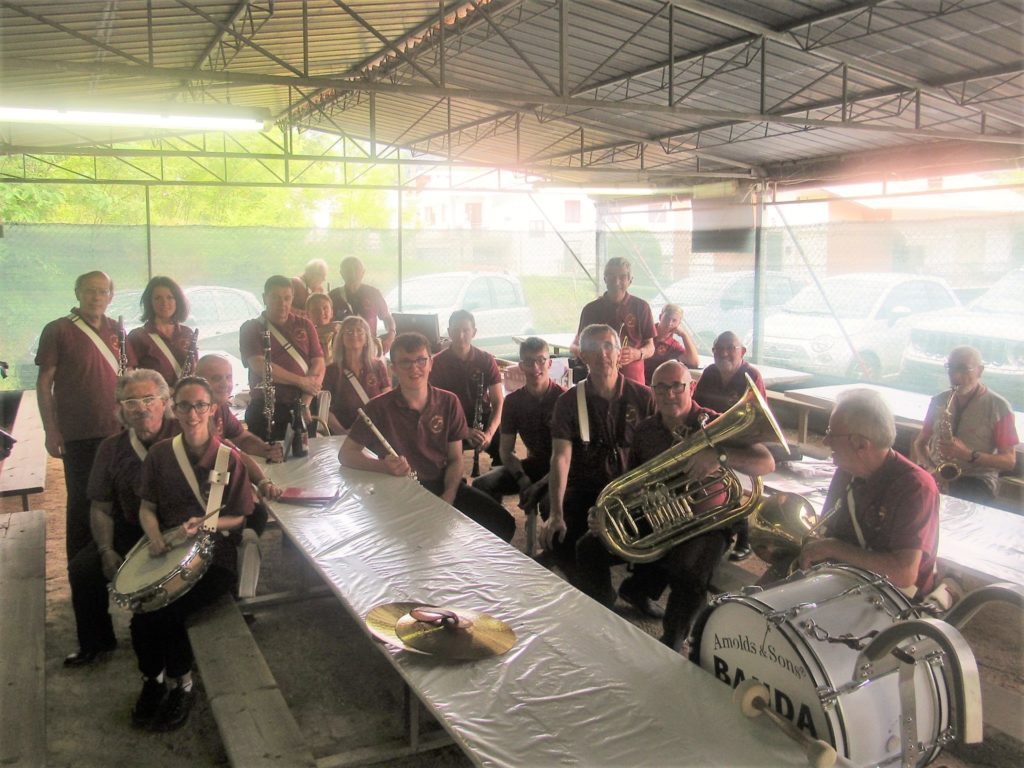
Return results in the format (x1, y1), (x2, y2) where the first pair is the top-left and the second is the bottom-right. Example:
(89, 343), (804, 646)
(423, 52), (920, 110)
(691, 565), (949, 767)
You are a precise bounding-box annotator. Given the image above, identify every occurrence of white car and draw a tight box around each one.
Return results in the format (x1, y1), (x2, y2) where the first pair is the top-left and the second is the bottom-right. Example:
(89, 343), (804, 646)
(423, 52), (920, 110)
(386, 272), (534, 356)
(761, 273), (960, 380)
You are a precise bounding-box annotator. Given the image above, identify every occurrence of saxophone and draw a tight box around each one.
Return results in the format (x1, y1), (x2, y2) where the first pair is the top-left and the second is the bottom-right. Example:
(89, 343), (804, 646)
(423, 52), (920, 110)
(180, 327), (200, 378)
(470, 370), (485, 478)
(929, 386), (962, 484)
(261, 331), (276, 442)
(117, 315), (128, 376)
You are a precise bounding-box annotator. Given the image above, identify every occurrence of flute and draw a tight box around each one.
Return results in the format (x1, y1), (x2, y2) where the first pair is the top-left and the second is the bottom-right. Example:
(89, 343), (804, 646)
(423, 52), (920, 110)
(356, 408), (416, 479)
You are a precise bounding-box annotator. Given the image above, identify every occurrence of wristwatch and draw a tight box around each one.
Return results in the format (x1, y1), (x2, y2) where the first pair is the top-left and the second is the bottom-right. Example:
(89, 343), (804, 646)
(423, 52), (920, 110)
(969, 450), (980, 464)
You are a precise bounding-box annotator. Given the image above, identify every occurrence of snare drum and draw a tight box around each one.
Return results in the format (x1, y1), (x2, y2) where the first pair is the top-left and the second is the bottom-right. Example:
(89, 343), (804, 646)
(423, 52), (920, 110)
(691, 564), (950, 767)
(110, 531), (215, 613)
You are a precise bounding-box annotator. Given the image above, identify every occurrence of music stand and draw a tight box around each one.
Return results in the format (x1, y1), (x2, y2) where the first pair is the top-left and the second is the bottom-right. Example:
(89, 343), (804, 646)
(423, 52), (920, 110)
(393, 312), (442, 351)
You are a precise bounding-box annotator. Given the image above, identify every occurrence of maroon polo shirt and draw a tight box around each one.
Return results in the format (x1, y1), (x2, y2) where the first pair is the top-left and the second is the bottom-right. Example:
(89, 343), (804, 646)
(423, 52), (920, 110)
(550, 374), (655, 492)
(87, 419), (179, 528)
(211, 402), (244, 442)
(630, 407), (728, 512)
(645, 333), (691, 383)
(347, 386), (467, 483)
(693, 361), (766, 414)
(576, 292), (656, 384)
(501, 380), (565, 468)
(138, 435), (253, 572)
(329, 284), (389, 330)
(821, 451), (940, 596)
(323, 359), (390, 430)
(429, 346), (501, 428)
(127, 321), (195, 388)
(35, 310), (136, 441)
(240, 312), (324, 404)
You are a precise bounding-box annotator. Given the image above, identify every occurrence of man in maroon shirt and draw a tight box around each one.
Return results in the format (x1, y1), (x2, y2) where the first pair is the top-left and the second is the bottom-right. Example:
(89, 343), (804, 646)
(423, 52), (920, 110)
(329, 256), (396, 354)
(576, 360), (775, 650)
(799, 389), (940, 598)
(474, 337), (565, 525)
(429, 310), (504, 473)
(340, 332), (515, 542)
(571, 257), (655, 385)
(66, 369), (177, 667)
(36, 270), (137, 559)
(693, 330), (769, 561)
(543, 324), (655, 581)
(240, 275), (325, 441)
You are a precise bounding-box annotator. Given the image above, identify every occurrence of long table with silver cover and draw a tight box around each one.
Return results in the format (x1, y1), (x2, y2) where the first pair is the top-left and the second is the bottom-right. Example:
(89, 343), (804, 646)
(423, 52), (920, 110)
(265, 437), (805, 768)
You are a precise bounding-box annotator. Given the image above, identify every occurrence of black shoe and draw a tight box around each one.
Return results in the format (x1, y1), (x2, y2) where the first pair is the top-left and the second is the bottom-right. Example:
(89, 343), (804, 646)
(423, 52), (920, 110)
(131, 678), (167, 728)
(729, 544), (752, 562)
(618, 585), (665, 619)
(151, 686), (195, 732)
(63, 641), (117, 667)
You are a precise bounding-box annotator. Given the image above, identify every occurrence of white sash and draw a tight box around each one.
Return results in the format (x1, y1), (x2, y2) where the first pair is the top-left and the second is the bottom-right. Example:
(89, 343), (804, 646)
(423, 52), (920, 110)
(148, 332), (182, 377)
(344, 369), (370, 404)
(67, 313), (119, 375)
(171, 435), (231, 533)
(128, 429), (148, 461)
(576, 379), (590, 445)
(265, 318), (309, 374)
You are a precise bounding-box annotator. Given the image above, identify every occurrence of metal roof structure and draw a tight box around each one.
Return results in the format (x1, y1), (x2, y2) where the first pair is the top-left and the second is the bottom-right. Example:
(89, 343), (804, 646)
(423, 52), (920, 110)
(1, 0), (1022, 191)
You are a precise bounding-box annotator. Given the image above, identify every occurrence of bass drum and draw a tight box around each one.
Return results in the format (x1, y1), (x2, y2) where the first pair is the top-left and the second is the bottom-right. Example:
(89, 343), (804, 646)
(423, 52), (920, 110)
(110, 531), (215, 613)
(690, 564), (950, 767)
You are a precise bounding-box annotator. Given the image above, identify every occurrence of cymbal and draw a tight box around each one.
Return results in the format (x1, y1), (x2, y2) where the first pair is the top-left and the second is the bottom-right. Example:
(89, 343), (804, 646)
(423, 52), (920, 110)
(364, 602), (430, 654)
(395, 606), (516, 660)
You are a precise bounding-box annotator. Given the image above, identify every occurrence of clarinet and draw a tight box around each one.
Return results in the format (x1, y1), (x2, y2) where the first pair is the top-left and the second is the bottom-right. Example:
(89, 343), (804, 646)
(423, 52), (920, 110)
(180, 327), (200, 377)
(261, 331), (276, 442)
(117, 315), (128, 376)
(470, 370), (485, 478)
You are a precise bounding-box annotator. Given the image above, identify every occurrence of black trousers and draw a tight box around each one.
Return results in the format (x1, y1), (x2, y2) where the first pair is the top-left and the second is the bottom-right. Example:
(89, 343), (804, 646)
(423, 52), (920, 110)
(244, 398), (296, 443)
(421, 477), (516, 542)
(63, 437), (105, 561)
(67, 524), (141, 654)
(130, 565), (234, 679)
(546, 486), (601, 581)
(472, 456), (549, 511)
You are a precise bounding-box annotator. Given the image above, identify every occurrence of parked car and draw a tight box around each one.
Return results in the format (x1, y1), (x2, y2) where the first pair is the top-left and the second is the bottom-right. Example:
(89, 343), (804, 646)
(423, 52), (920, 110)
(900, 268), (1024, 408)
(385, 272), (534, 357)
(649, 271), (805, 351)
(105, 284), (264, 355)
(761, 273), (960, 380)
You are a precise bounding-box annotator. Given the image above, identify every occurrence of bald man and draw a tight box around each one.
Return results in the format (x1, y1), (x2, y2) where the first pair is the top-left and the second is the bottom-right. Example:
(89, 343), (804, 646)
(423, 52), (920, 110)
(912, 345), (1018, 508)
(329, 257), (396, 354)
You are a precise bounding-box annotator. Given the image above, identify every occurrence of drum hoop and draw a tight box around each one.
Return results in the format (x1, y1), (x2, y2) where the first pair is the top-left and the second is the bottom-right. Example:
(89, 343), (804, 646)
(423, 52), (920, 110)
(112, 531), (215, 604)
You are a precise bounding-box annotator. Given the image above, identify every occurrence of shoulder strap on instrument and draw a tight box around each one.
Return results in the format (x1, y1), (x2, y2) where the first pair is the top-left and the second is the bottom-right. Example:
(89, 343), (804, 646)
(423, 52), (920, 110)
(148, 332), (182, 377)
(265, 318), (309, 374)
(576, 379), (590, 445)
(67, 313), (119, 375)
(344, 369), (370, 404)
(171, 435), (231, 532)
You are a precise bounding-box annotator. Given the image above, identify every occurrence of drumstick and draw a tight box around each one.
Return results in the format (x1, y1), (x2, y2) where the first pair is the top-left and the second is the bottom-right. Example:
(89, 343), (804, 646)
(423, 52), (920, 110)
(734, 679), (838, 768)
(160, 506), (226, 548)
(356, 408), (400, 459)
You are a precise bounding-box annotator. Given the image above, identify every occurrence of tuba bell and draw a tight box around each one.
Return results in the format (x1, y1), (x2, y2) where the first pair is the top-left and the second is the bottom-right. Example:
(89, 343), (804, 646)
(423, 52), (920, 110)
(747, 491), (824, 568)
(593, 374), (788, 563)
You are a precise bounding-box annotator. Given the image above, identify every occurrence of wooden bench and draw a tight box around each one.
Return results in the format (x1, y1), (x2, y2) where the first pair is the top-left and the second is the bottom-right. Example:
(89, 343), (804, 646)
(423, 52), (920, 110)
(187, 593), (315, 768)
(0, 391), (48, 511)
(0, 511), (46, 767)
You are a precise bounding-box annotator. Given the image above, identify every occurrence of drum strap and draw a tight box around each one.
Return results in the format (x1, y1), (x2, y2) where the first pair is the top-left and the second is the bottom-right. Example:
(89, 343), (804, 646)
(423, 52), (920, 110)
(67, 313), (120, 375)
(171, 435), (231, 533)
(128, 429), (148, 461)
(344, 369), (370, 404)
(576, 380), (590, 445)
(265, 318), (309, 374)
(148, 332), (182, 377)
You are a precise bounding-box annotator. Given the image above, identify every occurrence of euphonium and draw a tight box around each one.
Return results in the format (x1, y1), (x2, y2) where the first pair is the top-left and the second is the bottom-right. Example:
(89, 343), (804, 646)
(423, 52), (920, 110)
(747, 491), (833, 569)
(593, 374), (788, 563)
(930, 386), (962, 483)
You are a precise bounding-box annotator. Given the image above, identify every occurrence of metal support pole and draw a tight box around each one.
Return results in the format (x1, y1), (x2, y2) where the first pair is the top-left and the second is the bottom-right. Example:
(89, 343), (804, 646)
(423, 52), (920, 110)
(397, 189), (404, 310)
(145, 184), (153, 280)
(751, 185), (765, 362)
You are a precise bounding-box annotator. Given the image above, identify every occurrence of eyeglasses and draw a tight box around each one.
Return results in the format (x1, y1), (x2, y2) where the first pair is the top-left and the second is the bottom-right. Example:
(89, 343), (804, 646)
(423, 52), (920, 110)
(120, 395), (162, 412)
(712, 345), (742, 353)
(824, 427), (857, 442)
(652, 381), (692, 395)
(342, 328), (366, 336)
(395, 356), (430, 370)
(79, 288), (111, 297)
(944, 363), (977, 374)
(520, 356), (550, 369)
(173, 401), (212, 415)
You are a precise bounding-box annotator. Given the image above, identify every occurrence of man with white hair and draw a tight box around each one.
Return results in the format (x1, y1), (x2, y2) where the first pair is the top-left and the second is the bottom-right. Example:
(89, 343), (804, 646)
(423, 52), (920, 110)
(912, 345), (1018, 508)
(291, 258), (329, 312)
(800, 389), (940, 598)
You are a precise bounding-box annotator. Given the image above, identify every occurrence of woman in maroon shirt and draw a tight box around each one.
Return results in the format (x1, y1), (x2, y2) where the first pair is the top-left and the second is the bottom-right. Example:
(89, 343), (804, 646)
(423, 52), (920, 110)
(127, 276), (197, 388)
(322, 315), (391, 433)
